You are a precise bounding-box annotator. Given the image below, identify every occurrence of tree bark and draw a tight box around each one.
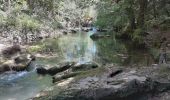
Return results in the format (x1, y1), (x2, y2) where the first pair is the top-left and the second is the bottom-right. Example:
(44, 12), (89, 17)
(152, 0), (157, 19)
(125, 0), (136, 32)
(137, 0), (148, 29)
(7, 0), (11, 13)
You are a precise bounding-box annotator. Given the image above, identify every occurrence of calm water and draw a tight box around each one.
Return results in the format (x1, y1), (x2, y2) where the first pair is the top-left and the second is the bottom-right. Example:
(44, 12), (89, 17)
(0, 31), (155, 100)
(39, 31), (154, 66)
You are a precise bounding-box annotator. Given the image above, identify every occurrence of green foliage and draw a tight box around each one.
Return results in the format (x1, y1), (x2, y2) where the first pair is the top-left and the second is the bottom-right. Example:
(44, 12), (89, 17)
(95, 0), (131, 30)
(28, 38), (60, 53)
(149, 48), (160, 61)
(132, 28), (144, 44)
(41, 39), (60, 52)
(0, 12), (7, 25)
(95, 0), (170, 45)
(17, 14), (41, 30)
(51, 21), (63, 29)
(28, 45), (43, 53)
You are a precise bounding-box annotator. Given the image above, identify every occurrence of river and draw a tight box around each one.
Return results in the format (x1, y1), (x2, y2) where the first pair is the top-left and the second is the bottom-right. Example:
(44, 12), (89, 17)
(0, 31), (155, 100)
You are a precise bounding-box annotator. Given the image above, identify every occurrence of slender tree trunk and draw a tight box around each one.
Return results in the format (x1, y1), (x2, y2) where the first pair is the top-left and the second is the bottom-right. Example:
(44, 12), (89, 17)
(129, 9), (136, 30)
(27, 0), (33, 10)
(126, 2), (136, 32)
(152, 0), (157, 19)
(137, 0), (148, 29)
(7, 0), (11, 13)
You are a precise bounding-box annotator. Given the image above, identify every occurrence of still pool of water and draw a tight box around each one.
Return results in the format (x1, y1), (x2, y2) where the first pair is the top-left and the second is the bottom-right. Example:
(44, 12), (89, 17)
(0, 31), (155, 100)
(39, 32), (154, 66)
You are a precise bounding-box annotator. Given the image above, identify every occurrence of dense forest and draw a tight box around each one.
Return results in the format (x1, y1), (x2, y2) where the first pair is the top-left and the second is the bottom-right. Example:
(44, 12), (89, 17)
(0, 0), (169, 44)
(0, 0), (170, 100)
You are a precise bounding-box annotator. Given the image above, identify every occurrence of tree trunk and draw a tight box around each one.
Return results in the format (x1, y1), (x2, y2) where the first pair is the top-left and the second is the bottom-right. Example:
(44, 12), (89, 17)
(129, 10), (136, 30)
(7, 0), (11, 13)
(152, 0), (157, 19)
(27, 0), (33, 10)
(125, 0), (136, 32)
(137, 0), (148, 29)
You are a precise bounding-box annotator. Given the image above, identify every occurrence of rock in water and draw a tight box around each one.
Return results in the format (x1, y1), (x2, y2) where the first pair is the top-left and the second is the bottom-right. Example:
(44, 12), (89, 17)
(36, 62), (75, 76)
(72, 62), (99, 72)
(0, 54), (35, 74)
(36, 67), (48, 75)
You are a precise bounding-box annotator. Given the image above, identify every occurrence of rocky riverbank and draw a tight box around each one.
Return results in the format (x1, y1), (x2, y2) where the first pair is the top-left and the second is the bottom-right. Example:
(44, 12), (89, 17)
(29, 62), (170, 100)
(0, 44), (36, 74)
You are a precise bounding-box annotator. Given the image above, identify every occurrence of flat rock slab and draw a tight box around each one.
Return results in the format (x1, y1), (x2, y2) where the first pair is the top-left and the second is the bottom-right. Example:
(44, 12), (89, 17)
(32, 67), (170, 100)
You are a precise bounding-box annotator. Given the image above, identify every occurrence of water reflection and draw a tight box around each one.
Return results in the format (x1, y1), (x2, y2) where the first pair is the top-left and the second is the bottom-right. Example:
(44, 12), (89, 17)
(58, 32), (97, 64)
(56, 31), (154, 66)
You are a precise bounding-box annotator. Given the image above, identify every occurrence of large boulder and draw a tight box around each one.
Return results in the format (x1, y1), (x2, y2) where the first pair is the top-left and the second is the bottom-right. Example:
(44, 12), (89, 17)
(32, 67), (170, 100)
(53, 78), (170, 100)
(0, 54), (35, 74)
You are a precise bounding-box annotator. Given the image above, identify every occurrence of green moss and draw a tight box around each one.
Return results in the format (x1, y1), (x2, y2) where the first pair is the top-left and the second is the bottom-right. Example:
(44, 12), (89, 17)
(28, 45), (43, 53)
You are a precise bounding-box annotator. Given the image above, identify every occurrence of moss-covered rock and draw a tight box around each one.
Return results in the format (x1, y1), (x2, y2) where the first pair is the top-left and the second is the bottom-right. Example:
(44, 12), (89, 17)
(0, 54), (35, 74)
